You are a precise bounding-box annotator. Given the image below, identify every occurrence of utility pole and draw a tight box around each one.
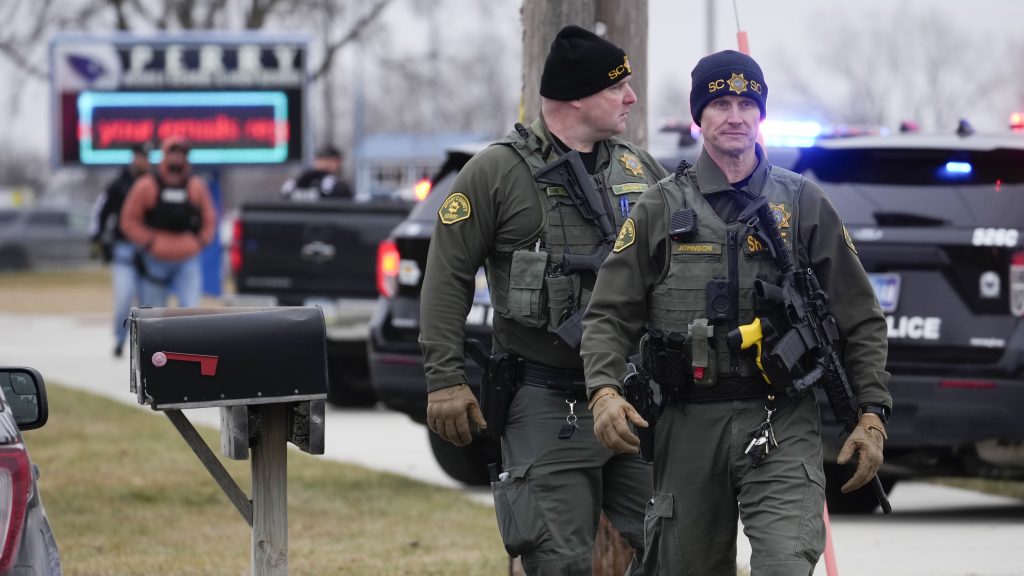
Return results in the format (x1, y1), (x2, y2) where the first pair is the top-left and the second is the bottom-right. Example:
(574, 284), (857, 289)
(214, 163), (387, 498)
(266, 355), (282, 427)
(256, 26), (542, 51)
(521, 0), (651, 147)
(706, 0), (716, 54)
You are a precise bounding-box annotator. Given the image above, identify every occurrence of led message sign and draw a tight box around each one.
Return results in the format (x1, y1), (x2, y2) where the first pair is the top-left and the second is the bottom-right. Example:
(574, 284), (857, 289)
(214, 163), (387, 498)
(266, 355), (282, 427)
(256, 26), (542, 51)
(50, 33), (309, 167)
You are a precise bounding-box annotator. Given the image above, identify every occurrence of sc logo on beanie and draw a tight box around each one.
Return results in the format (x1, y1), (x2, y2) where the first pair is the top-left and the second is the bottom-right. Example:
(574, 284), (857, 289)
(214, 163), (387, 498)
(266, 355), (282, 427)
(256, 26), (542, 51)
(689, 50), (768, 126)
(608, 55), (632, 80)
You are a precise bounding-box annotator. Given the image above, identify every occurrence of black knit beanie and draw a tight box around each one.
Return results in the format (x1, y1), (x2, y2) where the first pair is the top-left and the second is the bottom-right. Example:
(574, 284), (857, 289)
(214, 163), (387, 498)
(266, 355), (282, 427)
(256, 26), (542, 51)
(689, 50), (767, 126)
(540, 25), (631, 101)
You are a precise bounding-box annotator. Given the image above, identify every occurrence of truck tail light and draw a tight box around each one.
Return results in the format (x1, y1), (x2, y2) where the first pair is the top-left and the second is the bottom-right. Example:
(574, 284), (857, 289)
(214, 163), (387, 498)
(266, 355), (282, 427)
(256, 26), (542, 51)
(413, 178), (432, 202)
(377, 239), (400, 298)
(1010, 251), (1024, 317)
(229, 219), (243, 277)
(0, 445), (31, 573)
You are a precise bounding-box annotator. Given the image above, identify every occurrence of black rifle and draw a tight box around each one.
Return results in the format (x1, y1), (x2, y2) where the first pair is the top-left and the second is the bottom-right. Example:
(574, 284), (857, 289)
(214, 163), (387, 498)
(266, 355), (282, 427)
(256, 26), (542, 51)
(534, 150), (618, 349)
(735, 195), (892, 514)
(622, 355), (657, 463)
(464, 338), (517, 437)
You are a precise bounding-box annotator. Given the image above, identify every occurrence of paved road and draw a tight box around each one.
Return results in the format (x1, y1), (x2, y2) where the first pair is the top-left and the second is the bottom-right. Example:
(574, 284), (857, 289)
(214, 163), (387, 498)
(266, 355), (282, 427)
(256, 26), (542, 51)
(2, 313), (1023, 575)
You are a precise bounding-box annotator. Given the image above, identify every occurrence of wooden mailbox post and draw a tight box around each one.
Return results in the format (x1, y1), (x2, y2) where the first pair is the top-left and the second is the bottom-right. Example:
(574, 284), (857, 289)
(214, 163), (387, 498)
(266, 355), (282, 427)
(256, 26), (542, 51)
(130, 307), (328, 576)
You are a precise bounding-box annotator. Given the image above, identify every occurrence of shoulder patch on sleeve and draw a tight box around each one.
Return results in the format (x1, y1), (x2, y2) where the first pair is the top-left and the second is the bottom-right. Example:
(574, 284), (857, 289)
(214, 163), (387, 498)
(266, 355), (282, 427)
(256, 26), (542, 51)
(439, 192), (472, 225)
(843, 224), (857, 254)
(613, 218), (636, 253)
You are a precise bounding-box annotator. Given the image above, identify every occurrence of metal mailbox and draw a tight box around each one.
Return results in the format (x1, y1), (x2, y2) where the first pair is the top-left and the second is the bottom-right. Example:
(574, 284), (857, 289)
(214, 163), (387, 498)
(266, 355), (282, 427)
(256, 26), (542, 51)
(130, 307), (328, 410)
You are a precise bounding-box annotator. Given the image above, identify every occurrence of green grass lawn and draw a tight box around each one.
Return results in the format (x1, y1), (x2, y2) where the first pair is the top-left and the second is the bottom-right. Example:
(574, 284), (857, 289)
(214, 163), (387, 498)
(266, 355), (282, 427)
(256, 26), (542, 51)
(27, 384), (507, 575)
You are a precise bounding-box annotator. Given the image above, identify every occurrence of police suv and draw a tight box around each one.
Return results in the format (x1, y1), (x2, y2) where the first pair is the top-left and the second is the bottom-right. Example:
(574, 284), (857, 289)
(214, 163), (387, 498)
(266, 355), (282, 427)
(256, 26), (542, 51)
(796, 127), (1024, 511)
(369, 126), (1024, 513)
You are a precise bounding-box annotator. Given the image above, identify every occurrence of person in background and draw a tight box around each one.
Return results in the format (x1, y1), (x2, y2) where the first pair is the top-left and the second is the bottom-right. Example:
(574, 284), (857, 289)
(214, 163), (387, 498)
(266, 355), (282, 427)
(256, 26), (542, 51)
(280, 144), (353, 201)
(120, 136), (217, 308)
(89, 142), (151, 357)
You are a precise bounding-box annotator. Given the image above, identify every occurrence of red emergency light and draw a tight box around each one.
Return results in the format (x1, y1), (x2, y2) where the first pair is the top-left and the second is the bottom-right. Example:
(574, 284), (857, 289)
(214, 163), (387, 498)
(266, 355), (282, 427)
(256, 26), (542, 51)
(1011, 112), (1024, 131)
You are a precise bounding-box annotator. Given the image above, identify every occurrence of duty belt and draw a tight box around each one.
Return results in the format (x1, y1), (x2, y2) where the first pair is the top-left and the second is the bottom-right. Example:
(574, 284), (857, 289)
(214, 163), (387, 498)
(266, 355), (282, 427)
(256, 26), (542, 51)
(660, 375), (767, 404)
(643, 333), (767, 403)
(515, 358), (587, 399)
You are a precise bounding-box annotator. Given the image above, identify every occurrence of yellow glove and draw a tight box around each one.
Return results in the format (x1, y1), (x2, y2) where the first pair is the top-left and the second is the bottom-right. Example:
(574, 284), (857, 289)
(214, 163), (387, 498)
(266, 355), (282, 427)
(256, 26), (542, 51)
(426, 384), (487, 446)
(589, 387), (648, 454)
(836, 413), (887, 493)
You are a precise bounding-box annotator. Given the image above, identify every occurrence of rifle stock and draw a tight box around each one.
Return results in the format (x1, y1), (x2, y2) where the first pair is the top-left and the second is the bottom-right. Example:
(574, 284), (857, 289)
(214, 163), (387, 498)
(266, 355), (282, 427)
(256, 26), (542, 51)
(534, 150), (618, 348)
(534, 150), (615, 242)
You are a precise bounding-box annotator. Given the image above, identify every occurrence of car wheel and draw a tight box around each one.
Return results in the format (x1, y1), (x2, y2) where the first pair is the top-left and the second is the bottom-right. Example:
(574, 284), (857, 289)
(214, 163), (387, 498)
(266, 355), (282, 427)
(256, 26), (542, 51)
(0, 246), (29, 271)
(428, 431), (501, 486)
(823, 462), (897, 514)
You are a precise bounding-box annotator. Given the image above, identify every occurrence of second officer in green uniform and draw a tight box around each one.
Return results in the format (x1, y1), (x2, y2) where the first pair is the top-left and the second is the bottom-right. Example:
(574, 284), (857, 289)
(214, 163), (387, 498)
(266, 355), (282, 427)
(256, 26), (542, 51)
(419, 25), (669, 575)
(581, 50), (893, 575)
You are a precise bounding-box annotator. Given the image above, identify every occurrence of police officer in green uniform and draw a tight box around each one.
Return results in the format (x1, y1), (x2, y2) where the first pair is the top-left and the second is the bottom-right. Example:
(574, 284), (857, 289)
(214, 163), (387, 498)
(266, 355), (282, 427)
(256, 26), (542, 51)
(420, 25), (669, 575)
(580, 50), (892, 575)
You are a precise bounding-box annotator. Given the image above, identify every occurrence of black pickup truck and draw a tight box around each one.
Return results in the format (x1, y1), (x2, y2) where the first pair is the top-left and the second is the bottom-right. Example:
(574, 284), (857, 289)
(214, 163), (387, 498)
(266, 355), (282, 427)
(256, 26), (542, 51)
(229, 199), (412, 405)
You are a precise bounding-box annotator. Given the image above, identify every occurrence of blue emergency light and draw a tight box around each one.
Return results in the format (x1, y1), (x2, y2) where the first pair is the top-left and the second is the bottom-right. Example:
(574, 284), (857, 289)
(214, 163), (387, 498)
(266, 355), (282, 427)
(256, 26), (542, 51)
(759, 120), (822, 148)
(941, 161), (973, 178)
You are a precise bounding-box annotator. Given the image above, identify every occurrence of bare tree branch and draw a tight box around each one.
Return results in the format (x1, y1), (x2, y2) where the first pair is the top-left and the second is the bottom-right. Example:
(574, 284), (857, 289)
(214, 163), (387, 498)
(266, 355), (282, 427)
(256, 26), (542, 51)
(246, 0), (285, 29)
(108, 0), (131, 30)
(202, 0), (229, 29)
(0, 0), (53, 80)
(128, 0), (159, 28)
(174, 0), (197, 29)
(0, 44), (46, 80)
(310, 0), (394, 81)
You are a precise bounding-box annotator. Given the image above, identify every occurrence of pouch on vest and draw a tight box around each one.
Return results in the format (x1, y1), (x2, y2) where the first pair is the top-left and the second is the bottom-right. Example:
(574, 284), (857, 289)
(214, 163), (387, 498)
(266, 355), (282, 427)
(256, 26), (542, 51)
(664, 332), (691, 389)
(545, 273), (578, 332)
(689, 318), (717, 387)
(505, 250), (548, 328)
(643, 330), (669, 385)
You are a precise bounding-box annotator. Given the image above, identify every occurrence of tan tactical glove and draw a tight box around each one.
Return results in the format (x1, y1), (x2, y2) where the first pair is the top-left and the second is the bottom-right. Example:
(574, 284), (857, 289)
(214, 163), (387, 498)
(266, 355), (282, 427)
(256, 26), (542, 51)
(836, 413), (887, 493)
(589, 387), (648, 454)
(426, 384), (487, 447)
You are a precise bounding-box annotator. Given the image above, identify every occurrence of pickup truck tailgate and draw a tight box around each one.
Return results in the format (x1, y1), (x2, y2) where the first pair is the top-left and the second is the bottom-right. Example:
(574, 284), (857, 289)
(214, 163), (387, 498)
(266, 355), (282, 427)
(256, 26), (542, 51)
(235, 200), (412, 302)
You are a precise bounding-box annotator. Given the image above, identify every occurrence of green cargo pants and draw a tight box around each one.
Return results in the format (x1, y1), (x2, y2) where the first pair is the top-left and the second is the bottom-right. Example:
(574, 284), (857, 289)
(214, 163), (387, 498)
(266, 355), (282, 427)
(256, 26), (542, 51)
(491, 384), (652, 575)
(644, 393), (826, 576)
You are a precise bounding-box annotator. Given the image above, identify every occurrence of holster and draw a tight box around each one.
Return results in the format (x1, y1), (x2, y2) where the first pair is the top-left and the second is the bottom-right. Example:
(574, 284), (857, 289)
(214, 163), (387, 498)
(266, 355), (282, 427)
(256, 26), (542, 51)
(464, 338), (518, 437)
(624, 353), (657, 464)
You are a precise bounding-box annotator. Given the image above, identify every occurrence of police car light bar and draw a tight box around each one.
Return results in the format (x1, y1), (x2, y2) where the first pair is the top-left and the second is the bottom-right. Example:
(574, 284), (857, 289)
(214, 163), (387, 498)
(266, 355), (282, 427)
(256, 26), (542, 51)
(759, 120), (822, 148)
(942, 161), (973, 176)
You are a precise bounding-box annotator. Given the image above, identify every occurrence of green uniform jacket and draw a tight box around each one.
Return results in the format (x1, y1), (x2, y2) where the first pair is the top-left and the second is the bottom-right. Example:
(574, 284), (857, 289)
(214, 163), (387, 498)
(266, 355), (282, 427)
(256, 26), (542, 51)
(581, 146), (892, 410)
(419, 117), (669, 393)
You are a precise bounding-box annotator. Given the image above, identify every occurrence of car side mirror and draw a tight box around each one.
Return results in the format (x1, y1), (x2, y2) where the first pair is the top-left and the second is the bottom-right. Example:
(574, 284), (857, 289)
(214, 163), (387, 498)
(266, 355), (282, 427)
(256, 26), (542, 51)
(0, 367), (48, 431)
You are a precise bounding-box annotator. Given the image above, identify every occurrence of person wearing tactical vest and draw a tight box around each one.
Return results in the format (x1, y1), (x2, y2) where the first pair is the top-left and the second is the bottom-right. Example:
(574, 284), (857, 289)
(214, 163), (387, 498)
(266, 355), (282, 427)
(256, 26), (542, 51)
(120, 136), (217, 308)
(89, 142), (151, 357)
(280, 144), (353, 201)
(580, 51), (892, 575)
(419, 25), (669, 575)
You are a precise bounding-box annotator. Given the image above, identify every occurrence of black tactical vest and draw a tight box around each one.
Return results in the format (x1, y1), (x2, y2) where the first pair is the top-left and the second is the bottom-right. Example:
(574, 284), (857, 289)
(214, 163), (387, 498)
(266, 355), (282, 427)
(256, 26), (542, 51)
(487, 121), (654, 333)
(648, 163), (805, 382)
(144, 175), (202, 233)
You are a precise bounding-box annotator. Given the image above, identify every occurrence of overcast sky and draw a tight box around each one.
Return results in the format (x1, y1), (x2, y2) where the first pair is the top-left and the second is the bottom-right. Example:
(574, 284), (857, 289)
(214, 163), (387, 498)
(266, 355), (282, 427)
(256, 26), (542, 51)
(3, 0), (1023, 158)
(647, 0), (1024, 130)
